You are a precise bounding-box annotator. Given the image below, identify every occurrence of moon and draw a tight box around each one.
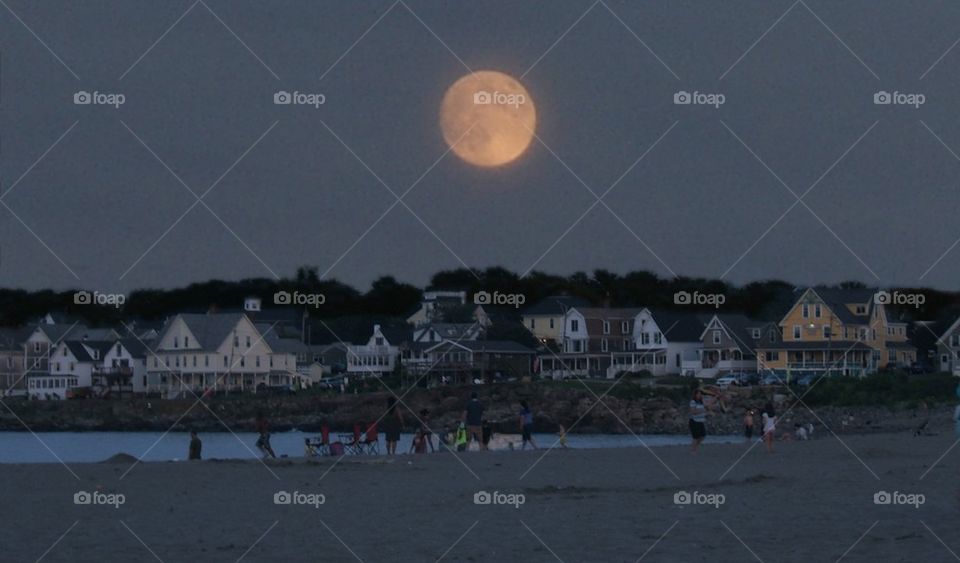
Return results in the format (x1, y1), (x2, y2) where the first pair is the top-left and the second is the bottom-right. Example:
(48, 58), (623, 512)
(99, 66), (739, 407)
(440, 71), (536, 167)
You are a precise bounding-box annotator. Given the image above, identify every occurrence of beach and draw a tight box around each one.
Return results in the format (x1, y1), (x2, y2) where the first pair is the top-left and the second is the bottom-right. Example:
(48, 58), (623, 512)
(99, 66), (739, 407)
(2, 430), (958, 562)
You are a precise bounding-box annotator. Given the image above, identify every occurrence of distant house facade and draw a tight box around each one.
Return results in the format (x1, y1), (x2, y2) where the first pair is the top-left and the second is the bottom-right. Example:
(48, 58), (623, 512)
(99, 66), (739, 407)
(936, 316), (960, 375)
(539, 307), (644, 379)
(147, 313), (297, 398)
(521, 296), (591, 347)
(755, 287), (916, 378)
(697, 315), (777, 378)
(632, 309), (705, 376)
(346, 324), (406, 377)
(407, 290), (466, 326)
(407, 340), (534, 384)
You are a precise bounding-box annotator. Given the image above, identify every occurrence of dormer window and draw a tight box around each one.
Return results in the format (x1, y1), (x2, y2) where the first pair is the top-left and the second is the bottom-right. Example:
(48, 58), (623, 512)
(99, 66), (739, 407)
(856, 305), (866, 314)
(602, 321), (610, 334)
(173, 337), (179, 349)
(752, 329), (761, 339)
(621, 321), (629, 334)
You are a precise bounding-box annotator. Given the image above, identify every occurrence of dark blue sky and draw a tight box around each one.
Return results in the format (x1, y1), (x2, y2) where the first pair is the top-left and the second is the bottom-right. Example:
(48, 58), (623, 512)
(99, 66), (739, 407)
(3, 0), (960, 292)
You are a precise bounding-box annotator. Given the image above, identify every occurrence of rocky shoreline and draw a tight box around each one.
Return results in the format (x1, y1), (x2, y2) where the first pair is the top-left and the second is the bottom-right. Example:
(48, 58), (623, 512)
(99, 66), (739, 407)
(0, 383), (953, 436)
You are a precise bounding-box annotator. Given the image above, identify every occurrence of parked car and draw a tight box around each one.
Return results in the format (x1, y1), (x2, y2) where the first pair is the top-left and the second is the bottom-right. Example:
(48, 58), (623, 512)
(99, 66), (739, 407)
(731, 372), (759, 386)
(760, 373), (783, 386)
(715, 375), (738, 388)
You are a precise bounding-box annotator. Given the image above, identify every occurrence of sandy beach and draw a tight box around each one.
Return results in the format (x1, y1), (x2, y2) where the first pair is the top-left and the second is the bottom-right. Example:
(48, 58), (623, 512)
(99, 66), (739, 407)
(1, 430), (958, 563)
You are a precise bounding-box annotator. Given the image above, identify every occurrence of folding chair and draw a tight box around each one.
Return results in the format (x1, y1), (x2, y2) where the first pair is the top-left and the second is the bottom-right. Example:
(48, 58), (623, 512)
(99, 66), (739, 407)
(360, 423), (379, 455)
(305, 424), (331, 457)
(340, 423), (363, 455)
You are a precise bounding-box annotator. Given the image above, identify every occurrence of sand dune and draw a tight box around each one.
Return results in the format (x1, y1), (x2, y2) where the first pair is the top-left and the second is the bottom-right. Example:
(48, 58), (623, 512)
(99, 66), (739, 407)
(1, 431), (958, 562)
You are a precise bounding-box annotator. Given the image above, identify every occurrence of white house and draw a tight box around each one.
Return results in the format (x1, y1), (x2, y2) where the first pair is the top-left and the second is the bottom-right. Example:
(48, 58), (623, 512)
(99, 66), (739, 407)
(147, 313), (297, 398)
(32, 341), (99, 399)
(406, 290), (466, 326)
(632, 309), (706, 376)
(346, 324), (408, 377)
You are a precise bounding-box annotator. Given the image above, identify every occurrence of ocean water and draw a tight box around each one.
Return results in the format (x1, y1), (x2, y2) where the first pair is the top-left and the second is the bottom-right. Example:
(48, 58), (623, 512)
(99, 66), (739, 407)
(0, 431), (743, 463)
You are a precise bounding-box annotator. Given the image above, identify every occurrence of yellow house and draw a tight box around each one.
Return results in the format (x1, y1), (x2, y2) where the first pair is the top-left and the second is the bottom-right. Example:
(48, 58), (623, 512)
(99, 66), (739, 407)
(521, 296), (591, 347)
(756, 287), (915, 377)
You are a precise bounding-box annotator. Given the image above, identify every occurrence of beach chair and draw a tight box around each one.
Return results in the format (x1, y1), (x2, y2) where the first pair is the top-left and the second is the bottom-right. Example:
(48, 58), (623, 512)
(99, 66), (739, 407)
(340, 423), (363, 455)
(360, 423), (379, 455)
(305, 424), (331, 457)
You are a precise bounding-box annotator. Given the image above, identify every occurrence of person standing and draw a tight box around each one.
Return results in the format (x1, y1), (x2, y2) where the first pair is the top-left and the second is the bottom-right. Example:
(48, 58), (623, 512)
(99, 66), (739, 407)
(383, 397), (404, 455)
(419, 408), (435, 453)
(761, 403), (777, 453)
(255, 412), (276, 459)
(188, 430), (202, 460)
(743, 409), (755, 443)
(462, 392), (485, 451)
(519, 400), (538, 450)
(689, 389), (707, 454)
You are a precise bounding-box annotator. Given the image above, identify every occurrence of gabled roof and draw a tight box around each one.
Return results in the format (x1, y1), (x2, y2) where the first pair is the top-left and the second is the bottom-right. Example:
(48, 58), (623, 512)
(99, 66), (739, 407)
(415, 323), (478, 341)
(255, 323), (306, 354)
(63, 341), (95, 362)
(789, 287), (877, 326)
(118, 338), (149, 359)
(571, 307), (646, 320)
(165, 313), (247, 351)
(522, 296), (592, 316)
(34, 323), (89, 343)
(644, 309), (708, 342)
(703, 314), (771, 354)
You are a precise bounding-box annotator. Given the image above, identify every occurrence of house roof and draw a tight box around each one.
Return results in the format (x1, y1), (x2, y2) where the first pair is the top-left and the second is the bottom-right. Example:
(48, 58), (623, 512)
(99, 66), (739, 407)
(63, 341), (95, 362)
(416, 323), (478, 341)
(255, 323), (307, 354)
(35, 323), (90, 343)
(167, 313), (246, 350)
(802, 287), (877, 325)
(706, 314), (771, 354)
(646, 309), (708, 342)
(118, 338), (149, 359)
(572, 307), (646, 321)
(522, 296), (592, 316)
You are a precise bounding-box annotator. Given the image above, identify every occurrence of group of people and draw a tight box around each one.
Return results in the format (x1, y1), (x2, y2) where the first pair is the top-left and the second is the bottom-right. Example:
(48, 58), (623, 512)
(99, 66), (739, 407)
(688, 387), (788, 454)
(449, 393), (545, 452)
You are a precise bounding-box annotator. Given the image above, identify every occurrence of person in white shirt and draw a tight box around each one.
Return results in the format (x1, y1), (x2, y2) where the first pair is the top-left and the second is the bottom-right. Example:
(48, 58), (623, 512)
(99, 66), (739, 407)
(761, 403), (776, 453)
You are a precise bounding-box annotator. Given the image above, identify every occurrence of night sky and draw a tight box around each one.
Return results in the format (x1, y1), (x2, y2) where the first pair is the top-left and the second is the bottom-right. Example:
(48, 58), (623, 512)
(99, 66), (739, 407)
(3, 0), (960, 293)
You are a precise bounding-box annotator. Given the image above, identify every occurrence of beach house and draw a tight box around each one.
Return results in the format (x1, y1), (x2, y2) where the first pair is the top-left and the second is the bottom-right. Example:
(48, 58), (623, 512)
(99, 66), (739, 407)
(936, 315), (960, 375)
(754, 287), (916, 378)
(147, 313), (297, 398)
(346, 323), (408, 377)
(696, 314), (778, 378)
(538, 307), (645, 379)
(409, 340), (535, 384)
(631, 309), (706, 376)
(521, 295), (591, 347)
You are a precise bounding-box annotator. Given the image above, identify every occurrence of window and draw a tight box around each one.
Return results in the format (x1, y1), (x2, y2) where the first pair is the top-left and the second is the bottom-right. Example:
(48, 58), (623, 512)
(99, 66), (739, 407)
(802, 304), (809, 318)
(856, 305), (866, 314)
(712, 331), (721, 344)
(192, 356), (197, 367)
(245, 336), (251, 348)
(769, 331), (776, 343)
(549, 319), (554, 329)
(888, 350), (896, 362)
(571, 320), (579, 332)
(34, 342), (41, 353)
(752, 329), (761, 339)
(63, 347), (68, 357)
(233, 335), (239, 347)
(173, 337), (178, 349)
(765, 351), (780, 361)
(641, 333), (650, 345)
(814, 304), (822, 318)
(529, 319), (535, 329)
(654, 332), (662, 345)
(204, 356), (209, 367)
(240, 357), (245, 367)
(823, 326), (832, 338)
(601, 338), (608, 352)
(223, 356), (228, 367)
(793, 325), (801, 339)
(256, 356), (261, 367)
(622, 339), (630, 351)
(602, 321), (610, 334)
(184, 336), (189, 347)
(621, 321), (629, 333)
(375, 337), (384, 346)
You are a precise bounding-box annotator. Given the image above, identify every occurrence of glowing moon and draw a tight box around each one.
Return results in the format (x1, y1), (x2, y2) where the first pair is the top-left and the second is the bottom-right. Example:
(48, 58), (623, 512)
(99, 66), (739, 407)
(440, 71), (536, 167)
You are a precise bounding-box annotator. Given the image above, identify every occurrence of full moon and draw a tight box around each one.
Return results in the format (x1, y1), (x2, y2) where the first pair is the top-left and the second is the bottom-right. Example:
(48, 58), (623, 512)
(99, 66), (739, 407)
(440, 71), (536, 167)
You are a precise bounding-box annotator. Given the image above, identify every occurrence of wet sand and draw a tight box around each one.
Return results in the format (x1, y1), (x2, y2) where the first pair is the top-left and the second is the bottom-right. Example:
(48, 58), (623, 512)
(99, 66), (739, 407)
(2, 431), (958, 562)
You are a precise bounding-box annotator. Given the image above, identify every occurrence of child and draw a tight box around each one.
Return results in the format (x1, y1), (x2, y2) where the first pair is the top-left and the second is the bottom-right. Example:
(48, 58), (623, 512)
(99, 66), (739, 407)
(455, 422), (468, 452)
(410, 429), (427, 454)
(743, 409), (755, 443)
(761, 403), (776, 453)
(558, 424), (568, 448)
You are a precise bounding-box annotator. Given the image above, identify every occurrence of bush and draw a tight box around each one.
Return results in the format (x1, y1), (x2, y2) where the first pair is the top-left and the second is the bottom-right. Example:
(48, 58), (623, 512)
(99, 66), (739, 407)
(802, 372), (959, 407)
